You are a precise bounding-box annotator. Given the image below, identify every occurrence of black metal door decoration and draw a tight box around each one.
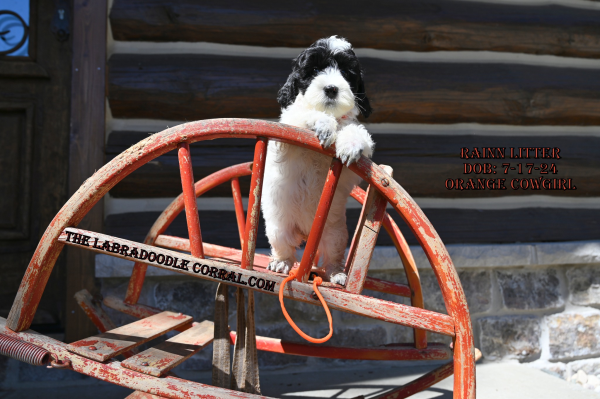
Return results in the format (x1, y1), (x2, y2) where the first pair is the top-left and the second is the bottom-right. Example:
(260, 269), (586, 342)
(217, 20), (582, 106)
(0, 10), (29, 56)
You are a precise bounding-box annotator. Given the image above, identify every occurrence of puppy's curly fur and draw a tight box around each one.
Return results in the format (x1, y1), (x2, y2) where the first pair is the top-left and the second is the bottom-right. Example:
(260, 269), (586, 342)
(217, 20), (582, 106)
(261, 36), (374, 285)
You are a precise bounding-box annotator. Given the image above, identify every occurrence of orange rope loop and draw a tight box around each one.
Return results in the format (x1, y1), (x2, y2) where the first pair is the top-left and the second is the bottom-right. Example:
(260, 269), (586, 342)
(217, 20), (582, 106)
(279, 269), (333, 343)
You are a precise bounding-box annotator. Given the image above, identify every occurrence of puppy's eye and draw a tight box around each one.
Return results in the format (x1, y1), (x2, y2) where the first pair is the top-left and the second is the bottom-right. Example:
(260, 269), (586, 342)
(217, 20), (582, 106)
(341, 70), (349, 78)
(313, 67), (320, 74)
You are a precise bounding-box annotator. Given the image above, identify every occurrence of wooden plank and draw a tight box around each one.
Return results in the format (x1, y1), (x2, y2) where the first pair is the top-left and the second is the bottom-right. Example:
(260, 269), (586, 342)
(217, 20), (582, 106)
(67, 311), (192, 362)
(106, 207), (600, 246)
(109, 0), (600, 59)
(345, 166), (391, 294)
(74, 289), (139, 358)
(108, 54), (600, 125)
(0, 318), (277, 399)
(103, 296), (163, 320)
(107, 132), (600, 198)
(60, 227), (457, 337)
(121, 320), (214, 376)
(66, 0), (107, 342)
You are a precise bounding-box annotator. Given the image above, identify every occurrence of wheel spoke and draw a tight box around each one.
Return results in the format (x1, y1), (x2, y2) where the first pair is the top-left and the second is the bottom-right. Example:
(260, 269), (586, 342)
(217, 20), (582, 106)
(178, 142), (204, 259)
(345, 165), (392, 293)
(297, 158), (344, 282)
(241, 138), (268, 270)
(125, 162), (253, 305)
(350, 186), (428, 349)
(382, 215), (428, 349)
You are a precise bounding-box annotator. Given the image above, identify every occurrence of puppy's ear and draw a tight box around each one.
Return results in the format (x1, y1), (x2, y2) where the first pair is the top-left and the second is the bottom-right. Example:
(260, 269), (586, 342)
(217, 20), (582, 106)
(356, 72), (373, 118)
(277, 72), (299, 109)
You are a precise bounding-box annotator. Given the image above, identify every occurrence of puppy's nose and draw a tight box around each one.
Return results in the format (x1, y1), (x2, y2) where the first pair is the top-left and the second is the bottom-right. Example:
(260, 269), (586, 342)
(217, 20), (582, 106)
(324, 85), (338, 99)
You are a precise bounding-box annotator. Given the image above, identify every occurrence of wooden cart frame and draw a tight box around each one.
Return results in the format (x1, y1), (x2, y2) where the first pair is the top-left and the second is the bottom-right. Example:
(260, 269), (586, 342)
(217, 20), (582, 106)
(1, 119), (475, 399)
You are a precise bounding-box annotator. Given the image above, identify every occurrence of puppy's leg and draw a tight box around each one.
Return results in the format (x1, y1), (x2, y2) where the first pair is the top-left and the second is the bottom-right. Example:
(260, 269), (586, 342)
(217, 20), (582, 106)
(265, 222), (300, 274)
(335, 124), (374, 166)
(318, 218), (349, 286)
(307, 112), (338, 148)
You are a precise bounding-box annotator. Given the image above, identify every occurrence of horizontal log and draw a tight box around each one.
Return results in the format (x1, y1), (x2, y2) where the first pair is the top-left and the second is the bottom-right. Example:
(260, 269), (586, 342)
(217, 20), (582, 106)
(108, 54), (600, 125)
(110, 0), (600, 59)
(105, 208), (600, 247)
(107, 131), (600, 198)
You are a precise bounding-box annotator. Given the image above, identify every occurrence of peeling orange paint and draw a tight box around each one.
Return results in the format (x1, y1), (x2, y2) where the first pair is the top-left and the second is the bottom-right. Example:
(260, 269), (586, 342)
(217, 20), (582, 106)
(5, 119), (474, 398)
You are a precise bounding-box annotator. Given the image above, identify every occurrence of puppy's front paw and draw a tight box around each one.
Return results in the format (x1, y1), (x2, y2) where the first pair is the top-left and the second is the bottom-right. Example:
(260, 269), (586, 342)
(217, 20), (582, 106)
(310, 116), (338, 148)
(330, 272), (347, 286)
(336, 125), (373, 166)
(268, 259), (293, 274)
(336, 141), (363, 166)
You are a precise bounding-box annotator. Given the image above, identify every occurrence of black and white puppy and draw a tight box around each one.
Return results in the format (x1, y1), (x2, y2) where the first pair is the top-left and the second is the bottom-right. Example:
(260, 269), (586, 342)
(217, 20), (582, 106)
(261, 36), (374, 285)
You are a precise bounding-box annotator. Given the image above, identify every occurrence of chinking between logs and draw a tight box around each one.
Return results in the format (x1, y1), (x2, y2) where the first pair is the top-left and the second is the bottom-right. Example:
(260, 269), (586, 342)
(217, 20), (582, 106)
(63, 231), (276, 292)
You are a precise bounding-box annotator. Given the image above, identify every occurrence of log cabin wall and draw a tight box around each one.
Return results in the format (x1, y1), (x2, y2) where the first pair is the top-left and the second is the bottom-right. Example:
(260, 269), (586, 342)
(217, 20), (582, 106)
(105, 0), (600, 247)
(95, 0), (600, 377)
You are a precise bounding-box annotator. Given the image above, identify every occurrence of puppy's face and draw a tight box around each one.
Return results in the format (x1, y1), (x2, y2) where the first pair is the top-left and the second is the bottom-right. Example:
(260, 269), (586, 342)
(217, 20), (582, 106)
(277, 36), (372, 118)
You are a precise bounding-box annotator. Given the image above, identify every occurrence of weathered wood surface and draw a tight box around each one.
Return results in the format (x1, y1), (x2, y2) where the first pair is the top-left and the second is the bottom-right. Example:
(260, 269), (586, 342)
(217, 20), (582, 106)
(67, 311), (192, 362)
(345, 166), (391, 294)
(0, 317), (277, 399)
(106, 207), (600, 246)
(60, 227), (456, 336)
(110, 0), (600, 59)
(121, 320), (214, 376)
(108, 54), (600, 125)
(66, 0), (107, 342)
(107, 132), (600, 198)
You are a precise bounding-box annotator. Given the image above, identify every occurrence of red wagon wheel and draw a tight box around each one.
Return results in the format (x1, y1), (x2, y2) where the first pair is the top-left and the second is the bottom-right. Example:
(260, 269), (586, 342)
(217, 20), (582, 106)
(3, 119), (475, 399)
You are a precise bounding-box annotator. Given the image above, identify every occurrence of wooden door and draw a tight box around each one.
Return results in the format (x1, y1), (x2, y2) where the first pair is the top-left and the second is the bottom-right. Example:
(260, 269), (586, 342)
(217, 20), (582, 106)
(0, 0), (72, 332)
